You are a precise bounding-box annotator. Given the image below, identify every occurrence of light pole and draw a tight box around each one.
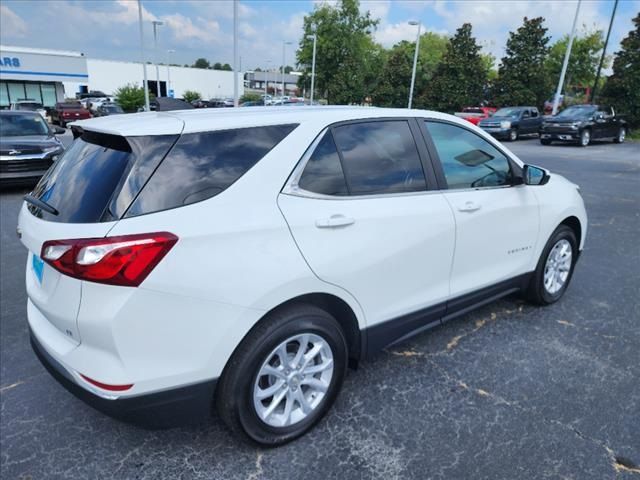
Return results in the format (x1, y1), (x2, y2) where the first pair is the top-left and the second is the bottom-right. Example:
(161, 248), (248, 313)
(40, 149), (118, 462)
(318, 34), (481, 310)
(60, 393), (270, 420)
(264, 60), (272, 107)
(307, 34), (317, 105)
(233, 0), (239, 107)
(408, 21), (421, 109)
(281, 41), (292, 99)
(552, 0), (581, 115)
(166, 49), (175, 97)
(137, 0), (149, 111)
(152, 20), (164, 97)
(591, 0), (618, 102)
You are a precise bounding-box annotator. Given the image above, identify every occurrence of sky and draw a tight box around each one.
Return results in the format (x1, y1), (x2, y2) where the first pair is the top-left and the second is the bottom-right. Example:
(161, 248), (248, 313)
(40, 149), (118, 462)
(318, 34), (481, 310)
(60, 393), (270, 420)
(1, 0), (638, 72)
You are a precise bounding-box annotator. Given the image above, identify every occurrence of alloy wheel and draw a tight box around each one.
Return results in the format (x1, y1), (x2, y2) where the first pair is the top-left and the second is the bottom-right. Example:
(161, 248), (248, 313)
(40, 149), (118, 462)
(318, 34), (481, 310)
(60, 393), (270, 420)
(580, 130), (590, 146)
(253, 333), (334, 427)
(543, 239), (572, 295)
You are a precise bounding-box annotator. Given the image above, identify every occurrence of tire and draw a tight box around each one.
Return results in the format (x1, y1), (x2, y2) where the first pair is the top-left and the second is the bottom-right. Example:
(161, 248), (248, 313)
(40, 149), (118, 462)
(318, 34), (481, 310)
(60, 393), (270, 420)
(508, 128), (518, 142)
(579, 129), (590, 147)
(526, 225), (578, 305)
(540, 139), (552, 145)
(613, 127), (626, 144)
(216, 304), (348, 446)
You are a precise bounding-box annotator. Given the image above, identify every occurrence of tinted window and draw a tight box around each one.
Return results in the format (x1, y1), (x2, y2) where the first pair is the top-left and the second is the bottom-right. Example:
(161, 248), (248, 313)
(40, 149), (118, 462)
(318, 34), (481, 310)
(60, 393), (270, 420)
(29, 132), (177, 223)
(126, 124), (297, 216)
(425, 121), (512, 189)
(298, 132), (348, 196)
(332, 121), (426, 195)
(0, 113), (48, 136)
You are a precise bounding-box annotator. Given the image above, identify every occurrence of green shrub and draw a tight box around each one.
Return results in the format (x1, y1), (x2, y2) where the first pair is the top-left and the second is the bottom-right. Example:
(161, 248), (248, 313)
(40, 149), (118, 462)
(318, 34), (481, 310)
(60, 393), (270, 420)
(114, 84), (149, 112)
(240, 93), (262, 103)
(183, 90), (201, 103)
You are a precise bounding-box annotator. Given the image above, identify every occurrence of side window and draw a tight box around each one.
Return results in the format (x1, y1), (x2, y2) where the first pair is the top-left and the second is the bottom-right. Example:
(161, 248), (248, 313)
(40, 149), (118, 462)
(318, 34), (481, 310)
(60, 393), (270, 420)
(522, 110), (531, 118)
(332, 121), (426, 195)
(530, 109), (538, 118)
(425, 121), (513, 189)
(126, 124), (297, 216)
(298, 131), (348, 196)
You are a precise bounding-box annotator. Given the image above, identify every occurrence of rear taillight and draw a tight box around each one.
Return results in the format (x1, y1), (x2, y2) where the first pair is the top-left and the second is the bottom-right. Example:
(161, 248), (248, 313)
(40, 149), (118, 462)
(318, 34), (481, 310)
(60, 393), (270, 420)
(41, 232), (178, 287)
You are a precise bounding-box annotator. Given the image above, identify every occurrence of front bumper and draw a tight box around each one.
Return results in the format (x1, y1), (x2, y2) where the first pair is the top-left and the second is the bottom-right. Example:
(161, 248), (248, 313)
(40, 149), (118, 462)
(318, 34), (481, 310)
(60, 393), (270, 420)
(539, 131), (580, 142)
(30, 330), (218, 428)
(479, 127), (512, 139)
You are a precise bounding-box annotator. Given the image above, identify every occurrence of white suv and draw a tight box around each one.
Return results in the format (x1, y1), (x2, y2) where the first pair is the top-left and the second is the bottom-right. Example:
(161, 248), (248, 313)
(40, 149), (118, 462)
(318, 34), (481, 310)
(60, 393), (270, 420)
(18, 107), (587, 445)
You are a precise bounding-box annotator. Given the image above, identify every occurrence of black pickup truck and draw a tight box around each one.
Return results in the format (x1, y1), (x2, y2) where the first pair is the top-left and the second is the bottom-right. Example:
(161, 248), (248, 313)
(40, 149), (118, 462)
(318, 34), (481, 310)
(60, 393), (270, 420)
(478, 106), (543, 142)
(539, 104), (628, 147)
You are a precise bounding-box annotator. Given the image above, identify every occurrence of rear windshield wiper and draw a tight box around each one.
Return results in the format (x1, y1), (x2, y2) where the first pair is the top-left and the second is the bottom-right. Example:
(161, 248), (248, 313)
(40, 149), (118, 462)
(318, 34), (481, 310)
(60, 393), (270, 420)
(24, 194), (59, 216)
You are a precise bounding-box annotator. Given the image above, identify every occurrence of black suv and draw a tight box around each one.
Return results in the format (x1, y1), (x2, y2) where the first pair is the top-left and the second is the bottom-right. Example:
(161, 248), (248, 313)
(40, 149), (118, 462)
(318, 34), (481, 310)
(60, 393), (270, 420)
(0, 111), (65, 186)
(539, 105), (628, 147)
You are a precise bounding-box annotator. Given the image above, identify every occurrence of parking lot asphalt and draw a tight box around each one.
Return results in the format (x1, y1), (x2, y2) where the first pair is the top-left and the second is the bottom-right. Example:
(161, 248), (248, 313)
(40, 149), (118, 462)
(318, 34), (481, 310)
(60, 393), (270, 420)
(1, 137), (639, 479)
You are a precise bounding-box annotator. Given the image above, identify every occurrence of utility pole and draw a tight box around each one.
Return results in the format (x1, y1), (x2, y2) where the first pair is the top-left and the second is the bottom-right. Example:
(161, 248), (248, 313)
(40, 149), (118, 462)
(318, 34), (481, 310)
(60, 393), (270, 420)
(552, 0), (581, 115)
(166, 49), (175, 97)
(282, 41), (292, 99)
(590, 0), (618, 102)
(137, 0), (150, 111)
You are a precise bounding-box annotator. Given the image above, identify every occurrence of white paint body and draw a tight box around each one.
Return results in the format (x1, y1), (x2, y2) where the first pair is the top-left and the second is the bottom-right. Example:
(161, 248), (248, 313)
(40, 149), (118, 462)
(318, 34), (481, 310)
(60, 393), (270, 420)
(18, 107), (587, 400)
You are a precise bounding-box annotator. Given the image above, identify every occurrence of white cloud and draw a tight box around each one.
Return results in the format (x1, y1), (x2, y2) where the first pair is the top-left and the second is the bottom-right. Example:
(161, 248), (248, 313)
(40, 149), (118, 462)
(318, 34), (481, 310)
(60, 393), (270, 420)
(162, 14), (221, 44)
(0, 5), (28, 38)
(360, 0), (391, 21)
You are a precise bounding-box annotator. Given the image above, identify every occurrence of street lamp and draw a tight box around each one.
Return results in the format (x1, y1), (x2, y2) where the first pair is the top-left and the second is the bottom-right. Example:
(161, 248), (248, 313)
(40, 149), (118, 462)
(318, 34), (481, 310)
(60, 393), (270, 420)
(282, 41), (292, 99)
(408, 21), (421, 109)
(307, 34), (317, 105)
(137, 0), (149, 111)
(152, 20), (164, 97)
(264, 60), (273, 107)
(166, 49), (175, 97)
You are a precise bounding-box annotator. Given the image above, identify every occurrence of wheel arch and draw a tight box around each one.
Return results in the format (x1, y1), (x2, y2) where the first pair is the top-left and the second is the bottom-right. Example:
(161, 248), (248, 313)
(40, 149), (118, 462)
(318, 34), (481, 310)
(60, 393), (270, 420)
(560, 215), (582, 251)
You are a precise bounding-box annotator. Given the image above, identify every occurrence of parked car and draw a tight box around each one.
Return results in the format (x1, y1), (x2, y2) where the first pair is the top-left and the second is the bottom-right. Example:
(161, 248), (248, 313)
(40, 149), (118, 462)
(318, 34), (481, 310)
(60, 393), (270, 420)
(539, 104), (627, 147)
(19, 107), (587, 445)
(50, 102), (92, 128)
(543, 95), (564, 115)
(240, 100), (265, 107)
(0, 110), (65, 186)
(191, 100), (211, 108)
(478, 106), (543, 141)
(94, 103), (125, 117)
(208, 99), (231, 108)
(10, 100), (48, 119)
(454, 106), (497, 125)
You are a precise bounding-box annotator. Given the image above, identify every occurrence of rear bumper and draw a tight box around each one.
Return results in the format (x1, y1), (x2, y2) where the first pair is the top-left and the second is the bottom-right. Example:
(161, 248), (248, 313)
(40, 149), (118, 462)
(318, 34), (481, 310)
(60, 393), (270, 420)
(30, 329), (218, 428)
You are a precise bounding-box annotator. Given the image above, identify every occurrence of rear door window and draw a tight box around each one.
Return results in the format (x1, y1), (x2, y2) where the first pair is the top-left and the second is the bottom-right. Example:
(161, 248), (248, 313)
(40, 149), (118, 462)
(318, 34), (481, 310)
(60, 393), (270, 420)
(331, 121), (426, 195)
(125, 124), (297, 217)
(297, 131), (348, 196)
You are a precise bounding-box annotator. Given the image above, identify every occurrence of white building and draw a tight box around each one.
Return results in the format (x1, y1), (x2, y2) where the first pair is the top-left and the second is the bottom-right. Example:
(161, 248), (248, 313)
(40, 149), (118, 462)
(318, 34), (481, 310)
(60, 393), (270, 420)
(1, 45), (244, 108)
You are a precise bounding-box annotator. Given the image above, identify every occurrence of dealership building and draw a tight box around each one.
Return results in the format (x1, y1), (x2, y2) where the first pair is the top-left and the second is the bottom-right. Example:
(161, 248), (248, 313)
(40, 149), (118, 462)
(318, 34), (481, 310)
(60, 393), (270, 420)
(0, 45), (243, 107)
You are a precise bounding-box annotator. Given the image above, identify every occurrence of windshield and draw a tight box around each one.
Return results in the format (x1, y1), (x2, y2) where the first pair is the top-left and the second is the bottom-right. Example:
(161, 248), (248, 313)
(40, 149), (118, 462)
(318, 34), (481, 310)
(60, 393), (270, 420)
(493, 108), (522, 117)
(0, 114), (49, 137)
(104, 105), (124, 113)
(556, 106), (597, 118)
(463, 108), (484, 114)
(16, 103), (43, 111)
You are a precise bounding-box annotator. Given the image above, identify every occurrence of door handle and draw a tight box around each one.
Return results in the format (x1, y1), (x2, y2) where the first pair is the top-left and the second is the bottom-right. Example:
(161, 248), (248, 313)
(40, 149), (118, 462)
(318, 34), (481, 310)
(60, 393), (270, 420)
(457, 201), (481, 213)
(315, 214), (355, 228)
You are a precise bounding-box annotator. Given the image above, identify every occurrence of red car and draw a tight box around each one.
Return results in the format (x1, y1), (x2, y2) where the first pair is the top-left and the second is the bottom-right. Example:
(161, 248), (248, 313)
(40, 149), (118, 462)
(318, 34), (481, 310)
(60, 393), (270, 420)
(51, 102), (92, 128)
(454, 106), (497, 126)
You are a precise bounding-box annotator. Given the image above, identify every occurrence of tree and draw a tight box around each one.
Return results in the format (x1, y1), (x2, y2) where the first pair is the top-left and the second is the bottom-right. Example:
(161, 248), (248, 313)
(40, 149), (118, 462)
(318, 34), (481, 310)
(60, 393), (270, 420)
(241, 93), (262, 103)
(297, 0), (380, 104)
(213, 62), (223, 70)
(254, 67), (263, 72)
(492, 17), (550, 107)
(183, 90), (201, 103)
(114, 83), (151, 112)
(416, 23), (487, 112)
(192, 58), (211, 69)
(371, 32), (449, 108)
(221, 63), (232, 71)
(601, 12), (640, 127)
(545, 29), (606, 94)
(284, 65), (294, 74)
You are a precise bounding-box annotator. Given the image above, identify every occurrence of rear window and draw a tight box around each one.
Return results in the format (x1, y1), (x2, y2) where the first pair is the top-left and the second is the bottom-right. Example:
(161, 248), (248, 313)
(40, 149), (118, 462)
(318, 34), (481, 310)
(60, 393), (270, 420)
(125, 124), (297, 217)
(28, 132), (177, 223)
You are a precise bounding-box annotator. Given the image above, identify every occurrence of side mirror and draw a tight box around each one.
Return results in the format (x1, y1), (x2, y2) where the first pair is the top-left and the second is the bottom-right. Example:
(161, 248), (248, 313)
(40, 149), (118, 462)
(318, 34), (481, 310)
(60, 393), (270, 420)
(52, 126), (66, 134)
(523, 164), (550, 186)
